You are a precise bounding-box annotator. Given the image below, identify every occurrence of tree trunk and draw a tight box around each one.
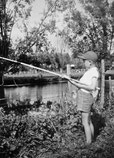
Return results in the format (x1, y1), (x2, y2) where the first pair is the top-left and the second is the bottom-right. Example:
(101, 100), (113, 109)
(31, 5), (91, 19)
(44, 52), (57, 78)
(100, 59), (105, 108)
(0, 72), (6, 107)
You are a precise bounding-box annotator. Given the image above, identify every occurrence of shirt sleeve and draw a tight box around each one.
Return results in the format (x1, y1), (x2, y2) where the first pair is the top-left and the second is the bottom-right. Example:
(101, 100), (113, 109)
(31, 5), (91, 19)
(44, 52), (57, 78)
(91, 69), (99, 79)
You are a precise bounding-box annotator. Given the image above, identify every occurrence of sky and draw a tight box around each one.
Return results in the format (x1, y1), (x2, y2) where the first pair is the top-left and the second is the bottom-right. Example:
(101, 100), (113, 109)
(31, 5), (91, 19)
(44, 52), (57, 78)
(11, 0), (46, 41)
(27, 0), (84, 27)
(29, 0), (46, 27)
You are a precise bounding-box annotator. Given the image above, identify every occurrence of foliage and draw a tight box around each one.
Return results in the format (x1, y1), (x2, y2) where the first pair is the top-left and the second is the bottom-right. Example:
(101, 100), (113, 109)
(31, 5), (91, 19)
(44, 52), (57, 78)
(8, 50), (71, 73)
(0, 0), (35, 74)
(2, 0), (114, 71)
(12, 0), (60, 57)
(1, 94), (114, 157)
(78, 0), (114, 60)
(0, 99), (81, 158)
(46, 0), (114, 67)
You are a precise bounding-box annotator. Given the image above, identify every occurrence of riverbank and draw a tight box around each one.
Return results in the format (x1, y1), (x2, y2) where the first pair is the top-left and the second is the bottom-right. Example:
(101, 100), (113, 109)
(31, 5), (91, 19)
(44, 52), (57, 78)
(3, 71), (83, 87)
(3, 73), (63, 87)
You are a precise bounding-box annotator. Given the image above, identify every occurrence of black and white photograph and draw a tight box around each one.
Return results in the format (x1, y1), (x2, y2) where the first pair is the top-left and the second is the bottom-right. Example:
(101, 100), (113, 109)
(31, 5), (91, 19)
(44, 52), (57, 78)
(0, 0), (114, 157)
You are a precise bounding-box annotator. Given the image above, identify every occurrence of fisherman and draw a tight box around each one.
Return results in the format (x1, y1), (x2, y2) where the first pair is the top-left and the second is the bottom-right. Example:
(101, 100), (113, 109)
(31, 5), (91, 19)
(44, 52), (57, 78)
(63, 51), (99, 146)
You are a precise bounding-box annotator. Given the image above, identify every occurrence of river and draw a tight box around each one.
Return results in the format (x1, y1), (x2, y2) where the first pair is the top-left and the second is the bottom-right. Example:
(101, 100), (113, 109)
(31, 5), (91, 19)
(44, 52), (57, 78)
(3, 79), (113, 105)
(4, 82), (69, 103)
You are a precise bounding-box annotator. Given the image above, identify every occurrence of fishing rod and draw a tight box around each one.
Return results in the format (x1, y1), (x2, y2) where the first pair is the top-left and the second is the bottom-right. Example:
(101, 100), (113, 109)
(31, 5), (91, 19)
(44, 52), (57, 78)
(0, 56), (75, 81)
(0, 56), (64, 78)
(0, 56), (100, 90)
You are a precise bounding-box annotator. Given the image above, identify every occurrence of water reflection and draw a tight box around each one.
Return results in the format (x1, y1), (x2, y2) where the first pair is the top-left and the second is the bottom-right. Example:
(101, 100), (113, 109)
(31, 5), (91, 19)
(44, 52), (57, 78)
(4, 82), (68, 103)
(0, 86), (7, 106)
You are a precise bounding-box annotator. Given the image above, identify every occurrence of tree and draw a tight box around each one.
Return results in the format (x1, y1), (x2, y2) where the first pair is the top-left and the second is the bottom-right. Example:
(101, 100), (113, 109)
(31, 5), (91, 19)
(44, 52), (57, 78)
(0, 0), (35, 103)
(0, 0), (35, 72)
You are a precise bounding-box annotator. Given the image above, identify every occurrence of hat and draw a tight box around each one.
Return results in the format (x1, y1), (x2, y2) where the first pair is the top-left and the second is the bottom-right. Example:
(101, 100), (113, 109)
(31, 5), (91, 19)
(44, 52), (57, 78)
(78, 51), (98, 62)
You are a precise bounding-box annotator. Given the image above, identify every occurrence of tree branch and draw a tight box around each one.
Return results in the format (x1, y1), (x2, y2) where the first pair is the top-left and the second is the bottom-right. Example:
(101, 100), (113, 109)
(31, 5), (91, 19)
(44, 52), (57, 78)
(20, 0), (59, 54)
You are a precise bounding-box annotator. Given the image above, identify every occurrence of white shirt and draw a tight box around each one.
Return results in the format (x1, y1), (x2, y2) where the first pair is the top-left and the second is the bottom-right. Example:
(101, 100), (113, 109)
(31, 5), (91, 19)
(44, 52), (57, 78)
(79, 67), (99, 94)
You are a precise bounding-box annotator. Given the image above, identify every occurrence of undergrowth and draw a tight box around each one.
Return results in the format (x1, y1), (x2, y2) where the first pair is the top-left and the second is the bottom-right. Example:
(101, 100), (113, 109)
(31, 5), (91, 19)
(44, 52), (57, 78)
(0, 95), (114, 158)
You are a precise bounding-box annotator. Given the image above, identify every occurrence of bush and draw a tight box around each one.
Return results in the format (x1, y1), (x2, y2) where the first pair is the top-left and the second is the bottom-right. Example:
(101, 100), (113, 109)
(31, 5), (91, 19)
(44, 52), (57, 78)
(0, 97), (113, 158)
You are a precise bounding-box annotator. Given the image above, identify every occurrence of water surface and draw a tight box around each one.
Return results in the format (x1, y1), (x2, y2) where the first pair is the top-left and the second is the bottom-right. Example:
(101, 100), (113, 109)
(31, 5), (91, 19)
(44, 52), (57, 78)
(4, 82), (68, 103)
